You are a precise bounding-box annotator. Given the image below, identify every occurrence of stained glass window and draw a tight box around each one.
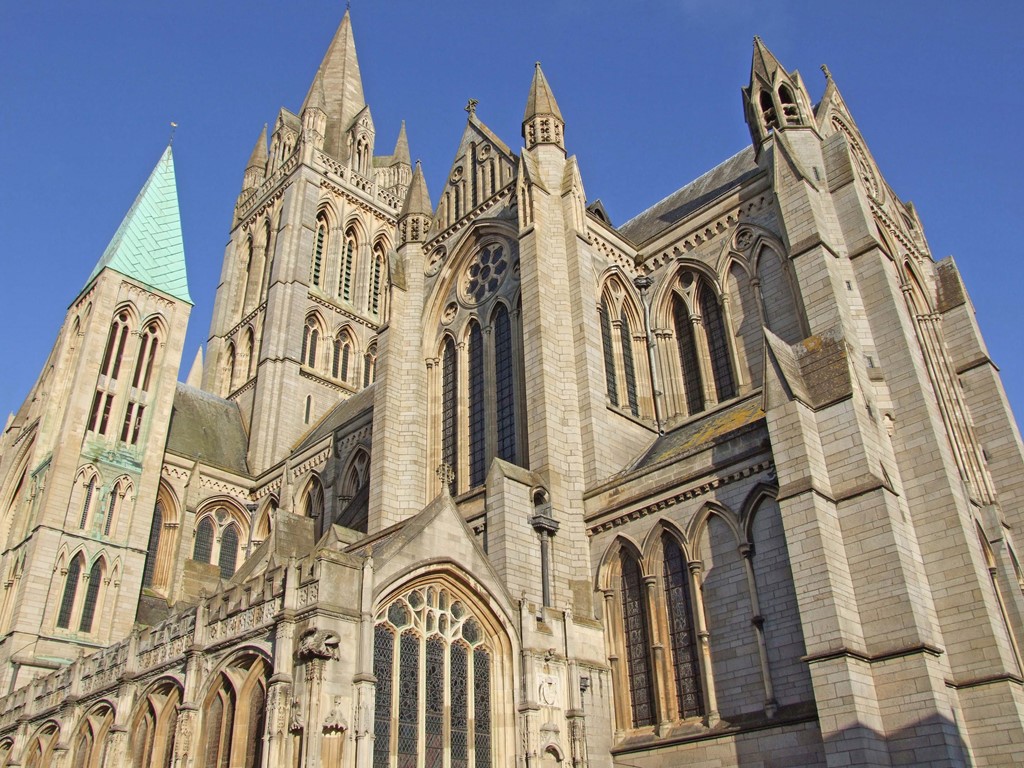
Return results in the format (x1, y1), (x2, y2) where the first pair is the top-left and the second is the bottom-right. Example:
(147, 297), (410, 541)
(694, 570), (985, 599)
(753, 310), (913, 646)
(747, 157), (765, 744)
(397, 632), (420, 767)
(425, 637), (445, 767)
(468, 323), (486, 488)
(194, 518), (215, 564)
(620, 310), (639, 416)
(674, 295), (704, 416)
(699, 287), (735, 402)
(600, 298), (618, 407)
(78, 560), (103, 632)
(219, 525), (239, 579)
(57, 555), (82, 629)
(621, 551), (655, 727)
(494, 305), (516, 463)
(441, 338), (458, 492)
(451, 643), (469, 768)
(372, 626), (394, 768)
(473, 648), (492, 767)
(663, 535), (703, 719)
(375, 588), (494, 767)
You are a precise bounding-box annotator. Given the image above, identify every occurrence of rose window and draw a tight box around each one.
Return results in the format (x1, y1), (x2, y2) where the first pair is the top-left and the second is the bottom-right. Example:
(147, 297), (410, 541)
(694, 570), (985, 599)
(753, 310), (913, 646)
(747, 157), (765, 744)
(461, 244), (510, 305)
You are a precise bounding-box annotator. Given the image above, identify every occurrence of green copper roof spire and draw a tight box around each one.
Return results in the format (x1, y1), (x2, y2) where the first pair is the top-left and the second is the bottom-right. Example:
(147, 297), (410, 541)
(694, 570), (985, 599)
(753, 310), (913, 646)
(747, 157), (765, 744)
(85, 146), (191, 304)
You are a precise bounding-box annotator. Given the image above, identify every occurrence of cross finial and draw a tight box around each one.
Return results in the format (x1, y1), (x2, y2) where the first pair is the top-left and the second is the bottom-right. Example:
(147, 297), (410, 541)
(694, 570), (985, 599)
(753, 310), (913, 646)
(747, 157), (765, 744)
(465, 98), (478, 116)
(169, 121), (178, 146)
(436, 462), (455, 492)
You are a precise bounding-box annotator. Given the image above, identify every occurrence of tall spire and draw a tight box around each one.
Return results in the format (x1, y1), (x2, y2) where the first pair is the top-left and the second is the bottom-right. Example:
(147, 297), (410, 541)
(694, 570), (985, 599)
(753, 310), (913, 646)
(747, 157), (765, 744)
(524, 61), (563, 124)
(393, 120), (411, 166)
(401, 161), (432, 218)
(750, 35), (785, 87)
(308, 9), (367, 158)
(85, 146), (191, 304)
(743, 36), (812, 150)
(522, 62), (565, 152)
(247, 124), (268, 170)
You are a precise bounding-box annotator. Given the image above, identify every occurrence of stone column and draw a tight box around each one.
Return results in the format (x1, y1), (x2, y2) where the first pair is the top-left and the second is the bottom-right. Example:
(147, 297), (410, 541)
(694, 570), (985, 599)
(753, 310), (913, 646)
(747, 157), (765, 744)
(295, 627), (340, 768)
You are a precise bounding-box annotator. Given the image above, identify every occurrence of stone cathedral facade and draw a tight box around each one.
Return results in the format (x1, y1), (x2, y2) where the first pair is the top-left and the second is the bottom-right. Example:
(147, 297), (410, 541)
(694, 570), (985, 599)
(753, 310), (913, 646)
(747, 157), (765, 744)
(0, 12), (1022, 767)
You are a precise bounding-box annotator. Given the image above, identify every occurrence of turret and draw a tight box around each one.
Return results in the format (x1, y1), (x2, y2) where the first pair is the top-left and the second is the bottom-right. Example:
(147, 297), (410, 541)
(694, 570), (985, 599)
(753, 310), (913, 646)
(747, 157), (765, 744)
(301, 71), (328, 151)
(742, 36), (816, 150)
(240, 125), (268, 192)
(399, 160), (432, 245)
(522, 62), (565, 153)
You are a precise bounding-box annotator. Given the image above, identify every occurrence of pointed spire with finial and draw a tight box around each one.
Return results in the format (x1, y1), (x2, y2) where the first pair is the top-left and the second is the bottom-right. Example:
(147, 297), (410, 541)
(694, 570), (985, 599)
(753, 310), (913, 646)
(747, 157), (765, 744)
(307, 9), (367, 158)
(401, 160), (432, 218)
(523, 62), (565, 152)
(742, 36), (811, 149)
(242, 124), (268, 191)
(393, 120), (411, 166)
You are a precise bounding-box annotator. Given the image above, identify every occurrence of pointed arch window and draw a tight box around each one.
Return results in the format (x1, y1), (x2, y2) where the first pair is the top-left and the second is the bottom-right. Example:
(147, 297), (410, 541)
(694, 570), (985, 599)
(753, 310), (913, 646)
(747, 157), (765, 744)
(373, 585), (496, 767)
(369, 242), (387, 316)
(78, 559), (103, 632)
(441, 338), (458, 492)
(333, 336), (352, 382)
(493, 304), (517, 462)
(103, 477), (129, 536)
(364, 343), (377, 387)
(79, 476), (97, 529)
(663, 535), (703, 719)
(218, 525), (239, 579)
(759, 89), (778, 132)
(673, 295), (704, 416)
(600, 297), (618, 407)
(142, 500), (163, 588)
(468, 322), (486, 487)
(310, 212), (328, 289)
(777, 84), (799, 124)
(57, 553), (83, 629)
(132, 323), (160, 392)
(620, 550), (655, 727)
(619, 309), (639, 416)
(193, 517), (215, 564)
(90, 309), (132, 435)
(301, 316), (320, 368)
(699, 289), (736, 401)
(223, 342), (237, 395)
(341, 227), (357, 302)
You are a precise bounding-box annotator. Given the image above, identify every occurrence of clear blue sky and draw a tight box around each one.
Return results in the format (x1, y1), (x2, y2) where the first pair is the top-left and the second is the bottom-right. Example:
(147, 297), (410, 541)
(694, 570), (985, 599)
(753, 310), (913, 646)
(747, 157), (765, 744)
(1, 1), (1021, 426)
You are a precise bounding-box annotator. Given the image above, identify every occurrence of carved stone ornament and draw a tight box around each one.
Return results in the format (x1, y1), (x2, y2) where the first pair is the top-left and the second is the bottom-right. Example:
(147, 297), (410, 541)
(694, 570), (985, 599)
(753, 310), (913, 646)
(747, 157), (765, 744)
(441, 302), (458, 325)
(296, 627), (341, 662)
(323, 695), (348, 733)
(425, 246), (446, 277)
(733, 227), (754, 251)
(289, 698), (305, 733)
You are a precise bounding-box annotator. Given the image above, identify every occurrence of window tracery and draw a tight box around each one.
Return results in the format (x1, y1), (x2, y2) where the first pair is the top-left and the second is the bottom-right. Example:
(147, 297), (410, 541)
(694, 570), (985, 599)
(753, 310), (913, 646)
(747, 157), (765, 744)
(372, 585), (495, 768)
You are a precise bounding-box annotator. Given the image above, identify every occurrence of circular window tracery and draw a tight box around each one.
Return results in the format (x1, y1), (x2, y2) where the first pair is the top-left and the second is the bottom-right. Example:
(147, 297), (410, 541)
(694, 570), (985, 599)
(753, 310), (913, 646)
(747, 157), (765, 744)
(460, 243), (512, 306)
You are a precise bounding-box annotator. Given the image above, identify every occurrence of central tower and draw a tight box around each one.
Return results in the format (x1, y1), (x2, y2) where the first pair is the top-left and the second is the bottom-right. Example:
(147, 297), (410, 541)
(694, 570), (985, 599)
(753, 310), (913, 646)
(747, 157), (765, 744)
(204, 11), (411, 473)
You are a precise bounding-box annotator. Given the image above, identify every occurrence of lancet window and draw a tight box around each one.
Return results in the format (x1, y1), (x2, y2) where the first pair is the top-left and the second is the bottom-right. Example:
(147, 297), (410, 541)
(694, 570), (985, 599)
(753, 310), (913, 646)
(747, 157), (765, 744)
(669, 272), (736, 418)
(369, 241), (387, 316)
(55, 552), (108, 635)
(364, 343), (377, 387)
(192, 506), (247, 577)
(89, 309), (132, 435)
(129, 681), (181, 768)
(69, 703), (114, 768)
(372, 585), (495, 768)
(197, 658), (268, 768)
(341, 227), (358, 302)
(301, 315), (321, 369)
(598, 279), (644, 418)
(311, 212), (328, 289)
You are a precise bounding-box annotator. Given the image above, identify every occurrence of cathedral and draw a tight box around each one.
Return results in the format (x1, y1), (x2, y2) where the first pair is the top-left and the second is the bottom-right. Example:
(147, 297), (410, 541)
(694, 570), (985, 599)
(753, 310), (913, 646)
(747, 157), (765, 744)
(1, 11), (1023, 767)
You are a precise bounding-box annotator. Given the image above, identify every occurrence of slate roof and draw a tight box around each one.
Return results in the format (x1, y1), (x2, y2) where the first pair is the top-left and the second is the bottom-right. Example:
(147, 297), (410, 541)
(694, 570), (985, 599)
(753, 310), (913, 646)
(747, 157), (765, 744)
(85, 146), (191, 303)
(627, 396), (766, 473)
(292, 384), (375, 453)
(618, 146), (761, 245)
(165, 384), (249, 474)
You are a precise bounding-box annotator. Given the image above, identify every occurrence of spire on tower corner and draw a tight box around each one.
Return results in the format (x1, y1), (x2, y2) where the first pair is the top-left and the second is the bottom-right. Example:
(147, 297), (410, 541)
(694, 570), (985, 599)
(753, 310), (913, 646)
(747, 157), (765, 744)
(522, 62), (565, 151)
(401, 161), (432, 218)
(247, 124), (268, 170)
(393, 120), (411, 166)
